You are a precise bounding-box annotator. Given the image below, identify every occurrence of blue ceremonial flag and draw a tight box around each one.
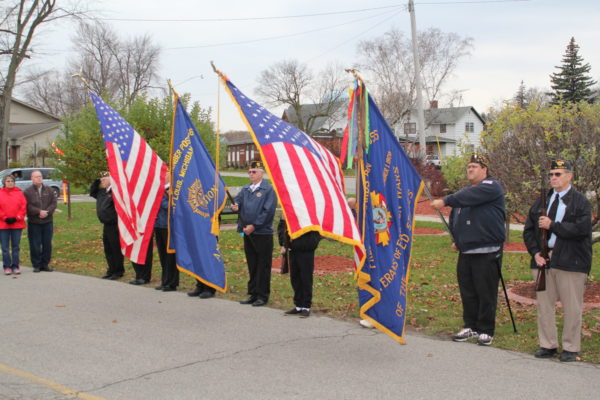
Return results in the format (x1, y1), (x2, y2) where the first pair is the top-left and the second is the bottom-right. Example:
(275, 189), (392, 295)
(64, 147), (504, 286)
(168, 94), (227, 292)
(350, 78), (424, 343)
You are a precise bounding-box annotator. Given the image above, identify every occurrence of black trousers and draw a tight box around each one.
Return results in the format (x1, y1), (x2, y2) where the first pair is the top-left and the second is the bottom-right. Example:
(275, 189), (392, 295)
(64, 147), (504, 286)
(290, 249), (315, 308)
(154, 227), (179, 288)
(243, 234), (273, 301)
(131, 236), (153, 281)
(457, 250), (502, 336)
(102, 223), (124, 276)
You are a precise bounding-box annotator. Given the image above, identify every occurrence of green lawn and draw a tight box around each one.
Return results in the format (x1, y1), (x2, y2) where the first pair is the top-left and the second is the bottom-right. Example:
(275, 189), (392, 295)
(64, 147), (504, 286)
(20, 202), (600, 363)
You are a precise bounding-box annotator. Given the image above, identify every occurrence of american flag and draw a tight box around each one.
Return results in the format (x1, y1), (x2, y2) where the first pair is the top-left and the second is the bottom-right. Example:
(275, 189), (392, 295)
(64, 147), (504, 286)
(223, 79), (364, 256)
(90, 92), (166, 264)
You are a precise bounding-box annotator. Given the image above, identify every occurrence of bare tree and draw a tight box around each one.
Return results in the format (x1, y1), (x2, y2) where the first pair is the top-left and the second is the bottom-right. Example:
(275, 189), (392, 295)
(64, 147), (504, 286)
(356, 27), (473, 130)
(255, 59), (347, 135)
(0, 0), (83, 168)
(25, 20), (160, 115)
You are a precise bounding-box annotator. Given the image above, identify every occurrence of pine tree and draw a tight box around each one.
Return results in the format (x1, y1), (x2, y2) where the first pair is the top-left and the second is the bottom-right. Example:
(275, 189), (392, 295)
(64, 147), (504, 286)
(549, 37), (597, 104)
(514, 80), (528, 108)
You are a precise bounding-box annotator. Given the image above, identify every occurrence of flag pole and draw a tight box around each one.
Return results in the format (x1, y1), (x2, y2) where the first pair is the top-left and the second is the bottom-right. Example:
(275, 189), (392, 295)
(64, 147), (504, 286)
(213, 69), (222, 235)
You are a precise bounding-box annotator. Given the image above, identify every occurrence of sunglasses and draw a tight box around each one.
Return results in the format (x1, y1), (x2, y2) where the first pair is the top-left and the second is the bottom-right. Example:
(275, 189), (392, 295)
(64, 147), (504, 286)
(548, 172), (565, 177)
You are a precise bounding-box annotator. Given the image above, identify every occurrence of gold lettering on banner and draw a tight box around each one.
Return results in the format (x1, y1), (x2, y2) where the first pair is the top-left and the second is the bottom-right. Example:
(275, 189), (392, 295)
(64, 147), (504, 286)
(369, 129), (379, 143)
(383, 151), (392, 184)
(395, 302), (404, 318)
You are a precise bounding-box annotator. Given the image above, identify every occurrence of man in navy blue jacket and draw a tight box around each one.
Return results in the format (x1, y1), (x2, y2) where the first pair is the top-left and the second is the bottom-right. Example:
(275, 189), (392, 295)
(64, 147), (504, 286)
(432, 154), (506, 346)
(231, 161), (276, 307)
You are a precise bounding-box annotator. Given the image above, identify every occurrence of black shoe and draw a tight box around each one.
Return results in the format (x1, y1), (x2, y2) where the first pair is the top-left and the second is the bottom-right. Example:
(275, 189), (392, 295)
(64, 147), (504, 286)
(155, 285), (165, 290)
(199, 291), (215, 299)
(187, 288), (202, 297)
(101, 273), (112, 279)
(40, 266), (53, 272)
(33, 267), (41, 273)
(559, 351), (578, 362)
(252, 299), (267, 307)
(162, 286), (176, 292)
(240, 297), (257, 305)
(129, 279), (148, 285)
(534, 347), (558, 359)
(299, 309), (311, 318)
(284, 308), (302, 315)
(109, 274), (123, 280)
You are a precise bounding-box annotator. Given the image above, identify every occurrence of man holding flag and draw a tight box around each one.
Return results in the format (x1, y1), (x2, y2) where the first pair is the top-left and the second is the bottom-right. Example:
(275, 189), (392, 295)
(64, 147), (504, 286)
(231, 161), (277, 307)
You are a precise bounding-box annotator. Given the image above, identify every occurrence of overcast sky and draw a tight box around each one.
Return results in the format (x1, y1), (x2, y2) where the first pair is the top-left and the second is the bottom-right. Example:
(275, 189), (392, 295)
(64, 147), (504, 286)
(25, 0), (600, 131)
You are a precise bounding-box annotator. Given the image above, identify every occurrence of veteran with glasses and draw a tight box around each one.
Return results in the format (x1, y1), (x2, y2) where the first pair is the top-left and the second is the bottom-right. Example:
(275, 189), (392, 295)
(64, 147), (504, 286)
(523, 160), (592, 362)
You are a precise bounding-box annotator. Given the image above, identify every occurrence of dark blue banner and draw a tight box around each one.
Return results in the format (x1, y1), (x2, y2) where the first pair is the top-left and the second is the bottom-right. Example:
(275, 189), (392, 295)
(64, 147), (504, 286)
(169, 96), (227, 292)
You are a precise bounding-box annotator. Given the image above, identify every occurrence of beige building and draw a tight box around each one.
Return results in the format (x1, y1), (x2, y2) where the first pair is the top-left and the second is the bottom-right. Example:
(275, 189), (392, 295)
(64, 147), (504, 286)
(4, 98), (62, 167)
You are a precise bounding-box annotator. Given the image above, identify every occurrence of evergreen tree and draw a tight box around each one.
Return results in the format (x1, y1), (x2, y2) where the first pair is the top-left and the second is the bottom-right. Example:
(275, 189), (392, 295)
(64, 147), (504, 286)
(514, 80), (528, 108)
(549, 37), (597, 104)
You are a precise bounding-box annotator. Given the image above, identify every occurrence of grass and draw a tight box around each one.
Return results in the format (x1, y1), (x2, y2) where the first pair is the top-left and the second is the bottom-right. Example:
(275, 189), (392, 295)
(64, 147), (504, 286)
(18, 202), (600, 363)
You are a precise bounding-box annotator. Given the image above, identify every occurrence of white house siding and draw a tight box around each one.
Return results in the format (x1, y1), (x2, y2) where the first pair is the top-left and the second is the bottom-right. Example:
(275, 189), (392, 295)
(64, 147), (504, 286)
(10, 102), (55, 124)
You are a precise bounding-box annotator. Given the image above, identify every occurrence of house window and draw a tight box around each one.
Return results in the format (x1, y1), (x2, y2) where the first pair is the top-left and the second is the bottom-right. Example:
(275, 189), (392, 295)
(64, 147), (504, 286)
(465, 122), (474, 133)
(404, 122), (416, 135)
(440, 124), (446, 134)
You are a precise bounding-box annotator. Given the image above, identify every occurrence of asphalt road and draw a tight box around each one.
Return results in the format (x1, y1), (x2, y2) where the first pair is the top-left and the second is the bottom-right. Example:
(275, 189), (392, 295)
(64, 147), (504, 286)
(1, 268), (599, 400)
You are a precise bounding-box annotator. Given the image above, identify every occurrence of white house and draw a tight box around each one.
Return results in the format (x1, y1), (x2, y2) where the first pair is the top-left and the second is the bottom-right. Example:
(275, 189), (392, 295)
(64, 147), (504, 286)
(4, 98), (62, 166)
(397, 101), (485, 159)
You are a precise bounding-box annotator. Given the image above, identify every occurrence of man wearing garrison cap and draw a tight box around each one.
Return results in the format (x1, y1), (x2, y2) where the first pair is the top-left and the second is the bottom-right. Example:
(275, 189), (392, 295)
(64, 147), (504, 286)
(432, 153), (506, 346)
(231, 160), (277, 307)
(524, 160), (592, 362)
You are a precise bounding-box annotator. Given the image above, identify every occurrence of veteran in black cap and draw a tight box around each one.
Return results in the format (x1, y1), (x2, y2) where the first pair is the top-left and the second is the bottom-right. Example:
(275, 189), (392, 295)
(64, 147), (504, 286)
(90, 171), (125, 280)
(523, 160), (592, 362)
(432, 153), (506, 346)
(230, 160), (277, 306)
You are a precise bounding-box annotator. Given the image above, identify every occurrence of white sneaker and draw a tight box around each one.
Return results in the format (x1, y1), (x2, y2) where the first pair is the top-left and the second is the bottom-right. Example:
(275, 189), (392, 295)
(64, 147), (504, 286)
(477, 333), (493, 346)
(4, 268), (11, 275)
(359, 319), (374, 329)
(452, 328), (478, 342)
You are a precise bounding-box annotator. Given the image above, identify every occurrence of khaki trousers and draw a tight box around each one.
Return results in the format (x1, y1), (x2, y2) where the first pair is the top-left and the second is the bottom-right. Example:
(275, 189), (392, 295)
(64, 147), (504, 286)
(532, 268), (587, 352)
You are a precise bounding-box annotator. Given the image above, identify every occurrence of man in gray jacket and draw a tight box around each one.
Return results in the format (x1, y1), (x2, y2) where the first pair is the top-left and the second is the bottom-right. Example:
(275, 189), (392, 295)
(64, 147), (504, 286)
(23, 170), (57, 272)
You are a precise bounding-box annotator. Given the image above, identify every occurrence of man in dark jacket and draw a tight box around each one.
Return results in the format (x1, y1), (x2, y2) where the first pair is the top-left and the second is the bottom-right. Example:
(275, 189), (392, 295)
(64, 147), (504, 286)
(432, 154), (505, 346)
(90, 172), (124, 280)
(23, 170), (57, 273)
(231, 161), (276, 307)
(523, 160), (592, 362)
(154, 174), (179, 292)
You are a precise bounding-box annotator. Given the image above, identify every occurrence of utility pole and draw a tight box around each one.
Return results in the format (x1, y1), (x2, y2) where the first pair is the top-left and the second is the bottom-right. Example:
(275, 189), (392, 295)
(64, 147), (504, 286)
(408, 0), (426, 156)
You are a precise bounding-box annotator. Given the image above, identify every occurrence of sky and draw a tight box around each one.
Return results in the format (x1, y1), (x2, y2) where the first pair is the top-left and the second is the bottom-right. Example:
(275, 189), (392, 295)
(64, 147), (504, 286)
(23, 0), (600, 131)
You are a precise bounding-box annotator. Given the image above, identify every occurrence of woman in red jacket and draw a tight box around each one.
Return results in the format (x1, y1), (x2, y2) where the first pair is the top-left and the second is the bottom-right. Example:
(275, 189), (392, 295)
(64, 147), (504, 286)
(0, 174), (27, 275)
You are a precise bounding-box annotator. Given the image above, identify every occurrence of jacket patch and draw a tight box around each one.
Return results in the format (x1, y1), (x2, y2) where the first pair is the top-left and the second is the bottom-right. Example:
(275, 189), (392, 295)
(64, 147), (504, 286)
(482, 180), (493, 184)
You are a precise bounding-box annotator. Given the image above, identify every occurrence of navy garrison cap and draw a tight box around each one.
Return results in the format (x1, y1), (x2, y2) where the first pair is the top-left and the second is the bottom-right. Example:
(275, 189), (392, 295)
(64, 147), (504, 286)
(550, 159), (572, 171)
(469, 153), (488, 167)
(249, 160), (264, 170)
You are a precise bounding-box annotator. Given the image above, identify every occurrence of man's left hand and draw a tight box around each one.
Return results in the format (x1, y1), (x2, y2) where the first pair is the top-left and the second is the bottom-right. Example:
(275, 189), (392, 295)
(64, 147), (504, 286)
(39, 210), (49, 219)
(538, 216), (552, 230)
(243, 224), (255, 235)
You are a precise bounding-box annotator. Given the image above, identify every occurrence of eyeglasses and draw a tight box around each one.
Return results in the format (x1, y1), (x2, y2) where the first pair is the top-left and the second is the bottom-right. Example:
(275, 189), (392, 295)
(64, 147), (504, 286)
(248, 171), (258, 174)
(548, 172), (564, 177)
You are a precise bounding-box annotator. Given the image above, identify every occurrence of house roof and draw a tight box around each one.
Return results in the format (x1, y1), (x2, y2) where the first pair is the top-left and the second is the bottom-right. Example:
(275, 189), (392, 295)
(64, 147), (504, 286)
(282, 103), (345, 136)
(2, 94), (61, 121)
(222, 130), (253, 145)
(8, 122), (62, 140)
(423, 106), (485, 125)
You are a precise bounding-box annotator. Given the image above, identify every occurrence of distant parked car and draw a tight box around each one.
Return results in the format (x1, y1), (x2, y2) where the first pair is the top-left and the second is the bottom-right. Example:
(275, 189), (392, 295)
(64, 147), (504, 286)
(0, 167), (61, 197)
(425, 154), (442, 169)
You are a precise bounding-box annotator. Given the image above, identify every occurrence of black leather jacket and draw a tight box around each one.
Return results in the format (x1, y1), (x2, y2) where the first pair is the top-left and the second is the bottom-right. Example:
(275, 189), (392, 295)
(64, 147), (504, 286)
(523, 187), (592, 274)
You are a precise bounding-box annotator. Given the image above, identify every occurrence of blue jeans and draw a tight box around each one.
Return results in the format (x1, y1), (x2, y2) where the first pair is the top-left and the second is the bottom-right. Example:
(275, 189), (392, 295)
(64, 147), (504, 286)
(27, 222), (53, 269)
(0, 229), (22, 269)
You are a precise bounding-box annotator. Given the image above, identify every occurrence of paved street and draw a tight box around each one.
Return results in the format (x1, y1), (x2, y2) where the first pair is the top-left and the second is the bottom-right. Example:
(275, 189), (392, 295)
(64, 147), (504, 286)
(1, 269), (599, 400)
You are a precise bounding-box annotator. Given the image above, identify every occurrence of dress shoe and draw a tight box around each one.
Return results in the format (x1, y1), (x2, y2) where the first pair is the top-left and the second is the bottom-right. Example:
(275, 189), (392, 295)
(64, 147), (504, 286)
(109, 274), (123, 280)
(534, 347), (557, 359)
(199, 291), (215, 299)
(101, 273), (112, 279)
(129, 279), (148, 285)
(252, 299), (267, 307)
(299, 309), (311, 318)
(559, 351), (578, 362)
(162, 286), (176, 292)
(33, 267), (41, 273)
(284, 308), (302, 315)
(155, 285), (165, 290)
(240, 297), (257, 305)
(40, 266), (53, 272)
(187, 288), (202, 297)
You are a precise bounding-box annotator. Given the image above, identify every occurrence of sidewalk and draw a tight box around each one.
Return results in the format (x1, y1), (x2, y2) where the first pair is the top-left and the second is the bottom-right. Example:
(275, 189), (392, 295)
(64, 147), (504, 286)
(1, 269), (599, 399)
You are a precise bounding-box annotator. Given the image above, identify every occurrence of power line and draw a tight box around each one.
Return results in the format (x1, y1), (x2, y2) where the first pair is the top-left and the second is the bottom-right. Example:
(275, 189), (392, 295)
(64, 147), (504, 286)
(416, 0), (530, 4)
(165, 10), (395, 50)
(98, 4), (404, 23)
